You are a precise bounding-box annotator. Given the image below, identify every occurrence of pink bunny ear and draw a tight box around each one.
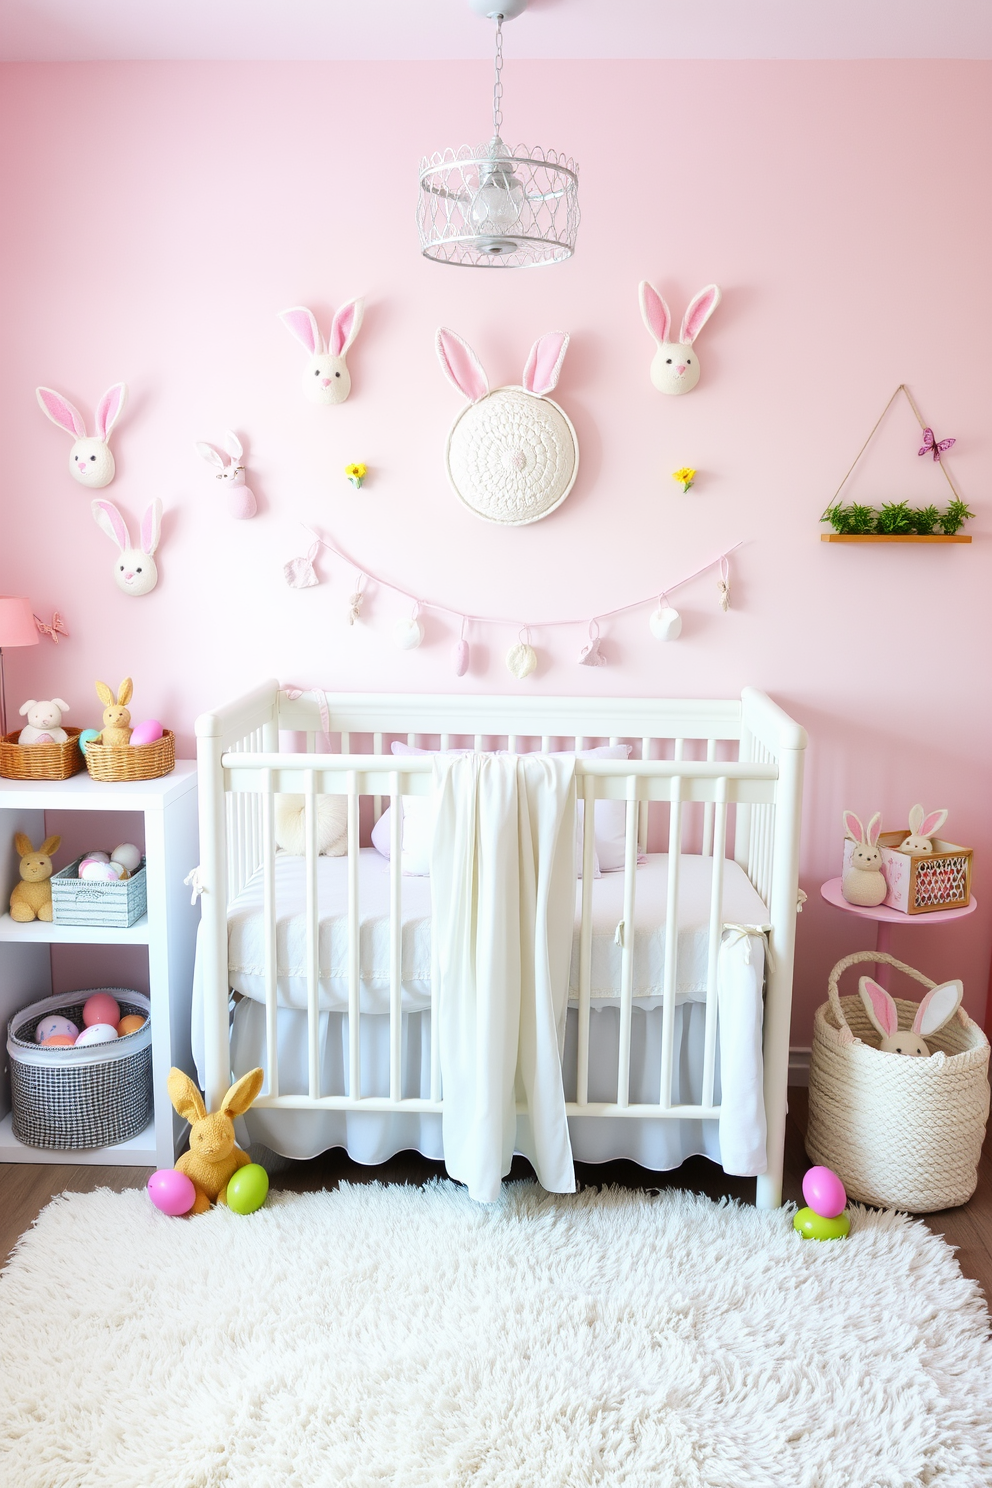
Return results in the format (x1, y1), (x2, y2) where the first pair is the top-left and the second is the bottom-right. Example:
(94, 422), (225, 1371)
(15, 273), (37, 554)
(913, 980), (963, 1037)
(329, 298), (364, 358)
(843, 810), (864, 843)
(36, 387), (86, 438)
(522, 332), (569, 397)
(140, 498), (162, 555)
(94, 383), (127, 441)
(91, 499), (129, 551)
(435, 328), (489, 402)
(920, 809), (948, 838)
(196, 441), (225, 470)
(680, 284), (721, 344)
(859, 977), (899, 1039)
(222, 430), (243, 461)
(866, 812), (881, 846)
(638, 282), (671, 345)
(279, 307), (323, 356)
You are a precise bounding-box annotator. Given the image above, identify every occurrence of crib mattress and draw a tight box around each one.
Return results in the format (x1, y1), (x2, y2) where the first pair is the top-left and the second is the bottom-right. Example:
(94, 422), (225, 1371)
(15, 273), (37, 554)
(223, 849), (768, 1015)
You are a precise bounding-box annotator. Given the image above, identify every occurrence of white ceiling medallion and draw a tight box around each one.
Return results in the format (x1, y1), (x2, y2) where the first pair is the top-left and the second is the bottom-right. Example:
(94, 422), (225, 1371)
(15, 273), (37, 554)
(417, 1), (580, 269)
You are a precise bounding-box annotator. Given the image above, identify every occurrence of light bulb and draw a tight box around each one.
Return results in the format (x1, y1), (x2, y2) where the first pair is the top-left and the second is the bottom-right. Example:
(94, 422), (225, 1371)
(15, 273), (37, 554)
(470, 172), (524, 237)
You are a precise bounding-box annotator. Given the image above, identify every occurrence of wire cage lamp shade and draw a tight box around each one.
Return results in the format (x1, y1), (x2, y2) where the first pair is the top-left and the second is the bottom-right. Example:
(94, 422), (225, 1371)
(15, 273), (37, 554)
(417, 11), (579, 268)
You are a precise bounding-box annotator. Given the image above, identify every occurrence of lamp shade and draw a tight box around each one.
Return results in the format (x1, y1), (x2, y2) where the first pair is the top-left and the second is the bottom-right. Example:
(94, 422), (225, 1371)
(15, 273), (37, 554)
(0, 597), (39, 648)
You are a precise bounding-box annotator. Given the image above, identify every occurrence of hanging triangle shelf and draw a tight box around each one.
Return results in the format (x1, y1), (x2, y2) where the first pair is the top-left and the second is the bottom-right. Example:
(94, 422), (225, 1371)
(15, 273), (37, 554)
(820, 384), (973, 543)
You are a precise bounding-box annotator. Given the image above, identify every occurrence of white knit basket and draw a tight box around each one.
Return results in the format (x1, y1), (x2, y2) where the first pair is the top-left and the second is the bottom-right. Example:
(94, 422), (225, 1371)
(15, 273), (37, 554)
(807, 951), (990, 1213)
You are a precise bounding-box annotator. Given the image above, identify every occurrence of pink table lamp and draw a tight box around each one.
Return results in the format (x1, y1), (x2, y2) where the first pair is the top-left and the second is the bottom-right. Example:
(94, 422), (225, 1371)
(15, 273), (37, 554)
(0, 597), (39, 739)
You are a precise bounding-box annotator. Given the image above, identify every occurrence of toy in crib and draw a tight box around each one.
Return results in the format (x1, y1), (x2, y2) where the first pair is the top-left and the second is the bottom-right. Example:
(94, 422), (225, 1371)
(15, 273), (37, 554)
(794, 1165), (851, 1241)
(16, 698), (70, 744)
(195, 430), (257, 520)
(94, 678), (133, 746)
(164, 1067), (265, 1215)
(841, 810), (887, 907)
(9, 833), (61, 922)
(900, 804), (948, 854)
(858, 975), (963, 1057)
(35, 383), (127, 488)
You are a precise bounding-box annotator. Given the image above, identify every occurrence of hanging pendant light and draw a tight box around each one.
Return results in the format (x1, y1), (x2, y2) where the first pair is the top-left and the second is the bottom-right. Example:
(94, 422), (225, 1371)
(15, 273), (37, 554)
(417, 0), (580, 269)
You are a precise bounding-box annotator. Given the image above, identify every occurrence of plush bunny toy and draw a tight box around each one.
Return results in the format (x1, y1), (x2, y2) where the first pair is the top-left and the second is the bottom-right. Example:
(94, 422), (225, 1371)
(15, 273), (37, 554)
(167, 1067), (265, 1215)
(9, 834), (61, 922)
(91, 499), (161, 596)
(195, 430), (257, 519)
(859, 975), (963, 1057)
(638, 283), (721, 395)
(279, 301), (364, 405)
(36, 384), (127, 487)
(17, 699), (69, 744)
(95, 677), (132, 746)
(901, 804), (948, 854)
(842, 809), (887, 906)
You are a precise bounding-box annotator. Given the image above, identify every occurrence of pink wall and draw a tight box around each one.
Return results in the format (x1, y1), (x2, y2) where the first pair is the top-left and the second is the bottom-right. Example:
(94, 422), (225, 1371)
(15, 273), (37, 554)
(1, 60), (990, 1041)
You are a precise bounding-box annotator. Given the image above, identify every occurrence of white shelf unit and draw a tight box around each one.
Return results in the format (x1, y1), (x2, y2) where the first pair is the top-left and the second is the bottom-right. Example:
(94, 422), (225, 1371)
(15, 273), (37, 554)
(0, 764), (199, 1168)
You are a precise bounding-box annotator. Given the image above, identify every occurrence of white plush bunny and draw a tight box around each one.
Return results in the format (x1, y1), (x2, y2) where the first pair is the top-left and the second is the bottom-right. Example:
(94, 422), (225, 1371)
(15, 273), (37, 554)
(436, 327), (579, 525)
(900, 804), (948, 854)
(195, 430), (257, 519)
(842, 809), (887, 906)
(35, 384), (127, 487)
(859, 975), (964, 1057)
(638, 283), (721, 395)
(17, 699), (69, 744)
(279, 301), (364, 405)
(91, 499), (162, 596)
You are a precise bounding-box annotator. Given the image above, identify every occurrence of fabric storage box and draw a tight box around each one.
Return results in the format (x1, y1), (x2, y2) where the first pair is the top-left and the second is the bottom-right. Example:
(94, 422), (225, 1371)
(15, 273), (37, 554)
(807, 951), (990, 1212)
(842, 834), (972, 914)
(51, 855), (147, 928)
(7, 989), (152, 1150)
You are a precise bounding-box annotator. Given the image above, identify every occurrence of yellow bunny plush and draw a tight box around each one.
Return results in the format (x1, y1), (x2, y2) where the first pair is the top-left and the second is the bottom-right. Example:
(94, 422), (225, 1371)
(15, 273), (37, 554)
(95, 677), (133, 746)
(167, 1067), (264, 1215)
(9, 834), (61, 922)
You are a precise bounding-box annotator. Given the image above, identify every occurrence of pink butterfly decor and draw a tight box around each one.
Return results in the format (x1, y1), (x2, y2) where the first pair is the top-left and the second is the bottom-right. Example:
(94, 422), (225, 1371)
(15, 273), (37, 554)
(34, 612), (69, 643)
(918, 428), (955, 461)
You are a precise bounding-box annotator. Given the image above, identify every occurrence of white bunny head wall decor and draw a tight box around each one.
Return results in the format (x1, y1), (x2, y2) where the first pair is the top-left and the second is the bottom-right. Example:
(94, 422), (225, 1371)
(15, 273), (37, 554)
(35, 383), (127, 486)
(195, 430), (257, 519)
(435, 328), (578, 525)
(91, 499), (162, 596)
(279, 301), (364, 405)
(638, 283), (721, 395)
(858, 975), (963, 1057)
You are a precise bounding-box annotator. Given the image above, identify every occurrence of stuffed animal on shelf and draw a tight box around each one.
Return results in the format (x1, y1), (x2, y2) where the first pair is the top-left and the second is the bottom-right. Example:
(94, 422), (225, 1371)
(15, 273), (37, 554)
(35, 384), (127, 487)
(95, 678), (133, 746)
(842, 810), (887, 906)
(279, 301), (365, 405)
(91, 499), (162, 596)
(17, 698), (69, 744)
(859, 975), (964, 1057)
(900, 804), (948, 854)
(9, 833), (61, 922)
(195, 430), (257, 520)
(166, 1067), (265, 1215)
(638, 282), (721, 395)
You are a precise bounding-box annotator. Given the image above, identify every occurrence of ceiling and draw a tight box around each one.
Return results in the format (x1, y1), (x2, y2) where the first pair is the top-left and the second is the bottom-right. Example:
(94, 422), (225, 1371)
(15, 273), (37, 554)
(1, 0), (991, 62)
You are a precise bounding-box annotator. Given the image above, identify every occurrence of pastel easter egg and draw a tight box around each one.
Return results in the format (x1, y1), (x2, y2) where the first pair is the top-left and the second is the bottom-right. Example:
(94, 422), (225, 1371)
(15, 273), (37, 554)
(41, 1035), (76, 1047)
(802, 1165), (847, 1220)
(506, 642), (537, 680)
(35, 1015), (79, 1044)
(649, 605), (683, 642)
(395, 619), (424, 651)
(81, 860), (122, 881)
(226, 1163), (269, 1215)
(75, 1023), (118, 1046)
(111, 843), (142, 873)
(147, 1169), (196, 1217)
(78, 729), (100, 755)
(130, 719), (164, 747)
(117, 1014), (146, 1037)
(82, 992), (121, 1028)
(793, 1206), (851, 1241)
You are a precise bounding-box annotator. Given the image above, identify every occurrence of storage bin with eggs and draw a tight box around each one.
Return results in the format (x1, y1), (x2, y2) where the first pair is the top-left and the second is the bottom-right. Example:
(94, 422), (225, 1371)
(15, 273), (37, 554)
(51, 842), (147, 928)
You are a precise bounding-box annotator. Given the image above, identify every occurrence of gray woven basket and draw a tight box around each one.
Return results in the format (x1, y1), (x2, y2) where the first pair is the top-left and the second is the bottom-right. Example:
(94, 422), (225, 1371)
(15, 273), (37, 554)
(7, 989), (152, 1150)
(807, 951), (990, 1213)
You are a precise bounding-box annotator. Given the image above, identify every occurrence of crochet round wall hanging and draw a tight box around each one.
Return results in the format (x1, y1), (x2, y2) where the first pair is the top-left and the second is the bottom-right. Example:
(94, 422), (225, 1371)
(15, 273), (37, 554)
(436, 327), (579, 525)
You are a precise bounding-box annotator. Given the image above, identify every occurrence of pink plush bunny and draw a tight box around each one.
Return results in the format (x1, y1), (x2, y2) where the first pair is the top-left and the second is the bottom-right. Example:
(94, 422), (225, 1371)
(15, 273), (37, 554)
(91, 499), (162, 596)
(195, 430), (257, 519)
(279, 301), (364, 405)
(900, 804), (948, 854)
(859, 975), (964, 1057)
(36, 383), (127, 487)
(638, 283), (721, 395)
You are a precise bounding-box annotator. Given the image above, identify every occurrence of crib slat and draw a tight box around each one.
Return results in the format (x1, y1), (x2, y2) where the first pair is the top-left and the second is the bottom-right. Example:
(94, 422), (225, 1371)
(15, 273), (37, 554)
(660, 777), (684, 1109)
(389, 772), (402, 1103)
(702, 784), (729, 1109)
(474, 733), (483, 752)
(305, 768), (320, 1101)
(262, 771), (278, 1099)
(341, 731), (350, 755)
(347, 770), (360, 1101)
(373, 731), (383, 823)
(702, 739), (718, 856)
(306, 731), (316, 754)
(616, 786), (639, 1109)
(639, 737), (651, 853)
(541, 735), (551, 753)
(576, 771), (596, 1107)
(440, 733), (451, 752)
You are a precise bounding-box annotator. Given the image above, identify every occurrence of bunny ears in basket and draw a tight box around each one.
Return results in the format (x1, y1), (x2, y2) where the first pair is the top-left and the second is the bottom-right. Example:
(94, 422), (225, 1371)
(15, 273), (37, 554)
(91, 499), (163, 597)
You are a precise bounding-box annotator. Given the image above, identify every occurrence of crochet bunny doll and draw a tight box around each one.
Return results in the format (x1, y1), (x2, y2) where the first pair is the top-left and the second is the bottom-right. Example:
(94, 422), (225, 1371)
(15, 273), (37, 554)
(167, 1067), (265, 1215)
(36, 384), (127, 487)
(195, 430), (257, 519)
(638, 282), (721, 395)
(9, 834), (61, 922)
(17, 699), (69, 744)
(95, 678), (132, 746)
(859, 975), (963, 1057)
(842, 810), (887, 906)
(91, 499), (162, 596)
(900, 804), (948, 854)
(279, 301), (364, 405)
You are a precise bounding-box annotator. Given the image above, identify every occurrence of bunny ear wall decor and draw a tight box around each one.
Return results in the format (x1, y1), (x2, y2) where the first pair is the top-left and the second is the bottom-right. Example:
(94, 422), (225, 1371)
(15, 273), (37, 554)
(91, 498), (162, 596)
(638, 282), (721, 395)
(195, 430), (257, 519)
(436, 327), (579, 525)
(36, 383), (128, 486)
(279, 300), (365, 405)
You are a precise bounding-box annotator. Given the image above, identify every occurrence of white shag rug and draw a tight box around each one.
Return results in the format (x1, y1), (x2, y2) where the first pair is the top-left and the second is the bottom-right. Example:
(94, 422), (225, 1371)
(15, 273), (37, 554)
(1, 1183), (990, 1488)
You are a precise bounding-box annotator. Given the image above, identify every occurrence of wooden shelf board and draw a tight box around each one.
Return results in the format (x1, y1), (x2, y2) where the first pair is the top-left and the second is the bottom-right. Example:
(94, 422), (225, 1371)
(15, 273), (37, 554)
(0, 913), (150, 945)
(820, 533), (972, 543)
(0, 1112), (156, 1166)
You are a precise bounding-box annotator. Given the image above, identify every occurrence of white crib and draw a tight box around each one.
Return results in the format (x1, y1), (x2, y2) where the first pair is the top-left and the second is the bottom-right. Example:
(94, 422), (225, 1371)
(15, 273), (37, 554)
(194, 682), (806, 1208)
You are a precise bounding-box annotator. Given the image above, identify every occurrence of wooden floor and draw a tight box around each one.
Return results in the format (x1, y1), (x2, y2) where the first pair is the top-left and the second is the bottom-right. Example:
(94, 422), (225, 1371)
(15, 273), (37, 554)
(2, 1090), (990, 1305)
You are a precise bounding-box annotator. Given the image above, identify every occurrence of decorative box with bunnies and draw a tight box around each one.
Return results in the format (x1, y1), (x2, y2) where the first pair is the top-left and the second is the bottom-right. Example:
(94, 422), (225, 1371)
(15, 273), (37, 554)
(843, 803), (972, 914)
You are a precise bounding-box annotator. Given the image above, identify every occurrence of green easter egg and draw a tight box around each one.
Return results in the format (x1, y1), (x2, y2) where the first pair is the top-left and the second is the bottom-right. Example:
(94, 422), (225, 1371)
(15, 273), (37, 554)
(227, 1162), (269, 1215)
(78, 729), (100, 756)
(794, 1206), (851, 1241)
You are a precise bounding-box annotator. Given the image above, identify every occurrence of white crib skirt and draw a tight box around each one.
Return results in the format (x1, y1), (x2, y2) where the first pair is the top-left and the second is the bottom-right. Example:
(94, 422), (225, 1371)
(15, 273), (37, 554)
(233, 999), (738, 1174)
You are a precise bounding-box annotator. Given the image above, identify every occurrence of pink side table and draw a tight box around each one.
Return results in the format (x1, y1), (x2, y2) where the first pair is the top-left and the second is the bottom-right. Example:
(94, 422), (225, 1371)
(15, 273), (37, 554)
(820, 877), (977, 987)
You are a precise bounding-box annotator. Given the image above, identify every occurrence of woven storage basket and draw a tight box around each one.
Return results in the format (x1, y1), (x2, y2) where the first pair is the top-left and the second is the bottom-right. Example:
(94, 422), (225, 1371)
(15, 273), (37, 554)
(85, 729), (174, 782)
(0, 728), (85, 780)
(7, 989), (152, 1150)
(807, 951), (990, 1212)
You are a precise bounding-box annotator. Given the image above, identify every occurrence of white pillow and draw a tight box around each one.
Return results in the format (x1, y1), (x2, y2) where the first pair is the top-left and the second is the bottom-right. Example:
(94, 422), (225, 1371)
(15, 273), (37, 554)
(274, 794), (348, 856)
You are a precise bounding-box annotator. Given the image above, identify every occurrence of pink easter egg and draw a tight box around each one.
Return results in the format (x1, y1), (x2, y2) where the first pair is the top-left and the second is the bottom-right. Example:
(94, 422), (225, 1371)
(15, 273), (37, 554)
(75, 1023), (118, 1046)
(802, 1165), (847, 1220)
(35, 1015), (79, 1044)
(82, 992), (121, 1028)
(147, 1169), (196, 1217)
(130, 719), (164, 747)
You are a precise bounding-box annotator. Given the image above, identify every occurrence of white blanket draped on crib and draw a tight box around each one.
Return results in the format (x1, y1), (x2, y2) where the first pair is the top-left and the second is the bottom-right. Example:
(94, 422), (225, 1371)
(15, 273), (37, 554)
(430, 752), (578, 1203)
